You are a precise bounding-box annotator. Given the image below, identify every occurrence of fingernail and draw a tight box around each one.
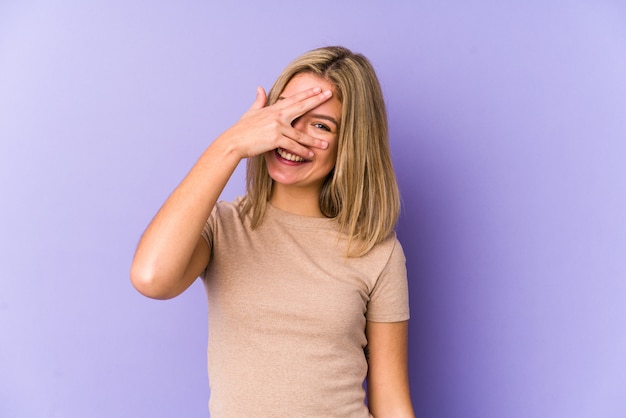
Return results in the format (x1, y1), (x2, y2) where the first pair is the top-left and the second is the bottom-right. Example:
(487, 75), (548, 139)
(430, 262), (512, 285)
(313, 87), (322, 93)
(309, 150), (315, 157)
(323, 90), (332, 97)
(321, 141), (328, 149)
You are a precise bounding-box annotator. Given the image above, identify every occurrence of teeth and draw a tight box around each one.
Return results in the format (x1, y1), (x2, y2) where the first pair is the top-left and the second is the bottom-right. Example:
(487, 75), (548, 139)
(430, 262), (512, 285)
(277, 148), (306, 162)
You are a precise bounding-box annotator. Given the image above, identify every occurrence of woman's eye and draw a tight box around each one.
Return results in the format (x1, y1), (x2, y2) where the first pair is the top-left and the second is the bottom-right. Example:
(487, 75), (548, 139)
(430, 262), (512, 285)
(313, 123), (331, 132)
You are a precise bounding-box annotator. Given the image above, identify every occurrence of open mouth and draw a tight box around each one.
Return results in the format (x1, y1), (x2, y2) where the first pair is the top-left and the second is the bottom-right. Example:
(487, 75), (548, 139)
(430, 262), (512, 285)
(276, 148), (310, 163)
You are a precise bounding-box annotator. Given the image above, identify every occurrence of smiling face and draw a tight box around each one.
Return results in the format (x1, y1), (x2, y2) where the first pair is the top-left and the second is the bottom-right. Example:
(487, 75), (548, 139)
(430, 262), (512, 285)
(264, 72), (342, 195)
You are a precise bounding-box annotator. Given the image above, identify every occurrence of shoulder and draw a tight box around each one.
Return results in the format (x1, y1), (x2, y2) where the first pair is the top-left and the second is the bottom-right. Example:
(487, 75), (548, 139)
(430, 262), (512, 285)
(213, 196), (244, 217)
(203, 196), (248, 238)
(360, 232), (405, 269)
(210, 196), (250, 224)
(342, 232), (406, 292)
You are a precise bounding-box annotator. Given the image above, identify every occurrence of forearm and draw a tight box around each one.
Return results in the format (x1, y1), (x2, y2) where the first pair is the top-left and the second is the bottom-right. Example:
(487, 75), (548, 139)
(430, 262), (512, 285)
(130, 85), (332, 299)
(130, 135), (241, 299)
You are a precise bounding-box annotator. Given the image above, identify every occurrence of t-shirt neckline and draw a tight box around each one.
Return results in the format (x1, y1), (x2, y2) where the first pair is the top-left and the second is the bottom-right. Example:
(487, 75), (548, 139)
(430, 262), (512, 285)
(266, 201), (339, 230)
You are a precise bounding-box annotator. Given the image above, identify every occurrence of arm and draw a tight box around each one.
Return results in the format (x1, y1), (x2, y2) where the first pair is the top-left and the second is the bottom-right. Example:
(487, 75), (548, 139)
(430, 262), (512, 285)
(130, 86), (333, 299)
(366, 320), (415, 418)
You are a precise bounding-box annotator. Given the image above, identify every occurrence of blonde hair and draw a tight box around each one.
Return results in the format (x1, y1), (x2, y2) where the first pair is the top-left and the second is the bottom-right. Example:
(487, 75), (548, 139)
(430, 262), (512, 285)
(241, 46), (400, 257)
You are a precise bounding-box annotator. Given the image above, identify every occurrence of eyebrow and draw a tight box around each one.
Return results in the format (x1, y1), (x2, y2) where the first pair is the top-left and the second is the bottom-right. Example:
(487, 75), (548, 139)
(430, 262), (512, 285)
(309, 113), (339, 128)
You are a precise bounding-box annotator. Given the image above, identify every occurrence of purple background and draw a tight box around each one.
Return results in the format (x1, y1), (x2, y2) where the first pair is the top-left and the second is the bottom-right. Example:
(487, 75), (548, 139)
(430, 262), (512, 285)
(1, 1), (625, 417)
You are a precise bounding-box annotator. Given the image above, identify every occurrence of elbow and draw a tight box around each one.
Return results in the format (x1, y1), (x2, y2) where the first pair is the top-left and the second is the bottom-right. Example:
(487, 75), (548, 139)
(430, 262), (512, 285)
(130, 263), (178, 300)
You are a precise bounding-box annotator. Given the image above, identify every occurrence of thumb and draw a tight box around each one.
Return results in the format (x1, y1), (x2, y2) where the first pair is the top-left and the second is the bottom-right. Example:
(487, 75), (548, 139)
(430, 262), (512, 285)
(250, 86), (267, 110)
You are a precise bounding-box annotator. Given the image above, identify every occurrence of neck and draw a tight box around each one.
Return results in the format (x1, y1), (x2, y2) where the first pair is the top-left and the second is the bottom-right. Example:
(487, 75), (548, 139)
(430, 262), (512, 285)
(269, 183), (324, 217)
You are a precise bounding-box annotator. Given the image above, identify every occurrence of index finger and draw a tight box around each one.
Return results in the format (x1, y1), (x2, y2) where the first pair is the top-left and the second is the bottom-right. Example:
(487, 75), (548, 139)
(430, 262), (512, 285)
(274, 87), (333, 121)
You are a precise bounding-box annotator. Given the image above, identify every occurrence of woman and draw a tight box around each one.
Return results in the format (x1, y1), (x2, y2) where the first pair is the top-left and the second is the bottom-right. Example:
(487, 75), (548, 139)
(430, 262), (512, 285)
(131, 46), (414, 417)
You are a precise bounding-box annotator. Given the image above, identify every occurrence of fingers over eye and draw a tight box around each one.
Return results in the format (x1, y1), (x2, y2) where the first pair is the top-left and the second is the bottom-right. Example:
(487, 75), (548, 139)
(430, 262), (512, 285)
(278, 88), (333, 117)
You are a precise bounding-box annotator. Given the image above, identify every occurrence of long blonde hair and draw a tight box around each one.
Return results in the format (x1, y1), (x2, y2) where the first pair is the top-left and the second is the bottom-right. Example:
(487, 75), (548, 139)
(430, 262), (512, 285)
(241, 46), (400, 257)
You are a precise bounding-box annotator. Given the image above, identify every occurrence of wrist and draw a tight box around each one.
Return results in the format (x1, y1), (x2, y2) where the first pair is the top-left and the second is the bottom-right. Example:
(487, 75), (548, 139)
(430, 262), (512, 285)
(205, 132), (245, 165)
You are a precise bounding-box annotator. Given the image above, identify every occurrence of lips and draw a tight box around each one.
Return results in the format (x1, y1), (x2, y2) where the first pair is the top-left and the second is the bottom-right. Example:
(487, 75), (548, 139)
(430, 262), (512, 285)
(276, 148), (309, 163)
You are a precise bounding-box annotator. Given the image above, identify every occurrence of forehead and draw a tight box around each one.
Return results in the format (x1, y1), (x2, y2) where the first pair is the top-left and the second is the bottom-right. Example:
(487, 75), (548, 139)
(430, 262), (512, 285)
(281, 72), (336, 95)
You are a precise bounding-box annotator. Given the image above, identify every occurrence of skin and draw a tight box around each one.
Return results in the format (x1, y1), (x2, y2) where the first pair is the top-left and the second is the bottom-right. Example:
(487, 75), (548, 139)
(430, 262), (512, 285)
(366, 320), (415, 417)
(265, 73), (342, 217)
(130, 73), (414, 416)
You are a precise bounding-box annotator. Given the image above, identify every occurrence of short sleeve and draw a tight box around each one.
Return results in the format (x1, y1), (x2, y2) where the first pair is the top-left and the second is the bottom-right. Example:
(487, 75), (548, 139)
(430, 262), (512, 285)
(365, 238), (410, 322)
(200, 205), (219, 278)
(201, 205), (218, 250)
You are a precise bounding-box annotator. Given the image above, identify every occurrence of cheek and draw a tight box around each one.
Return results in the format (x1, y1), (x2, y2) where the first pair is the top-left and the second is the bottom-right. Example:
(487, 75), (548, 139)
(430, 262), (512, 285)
(316, 150), (338, 179)
(264, 154), (284, 182)
(326, 143), (339, 168)
(264, 152), (277, 173)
